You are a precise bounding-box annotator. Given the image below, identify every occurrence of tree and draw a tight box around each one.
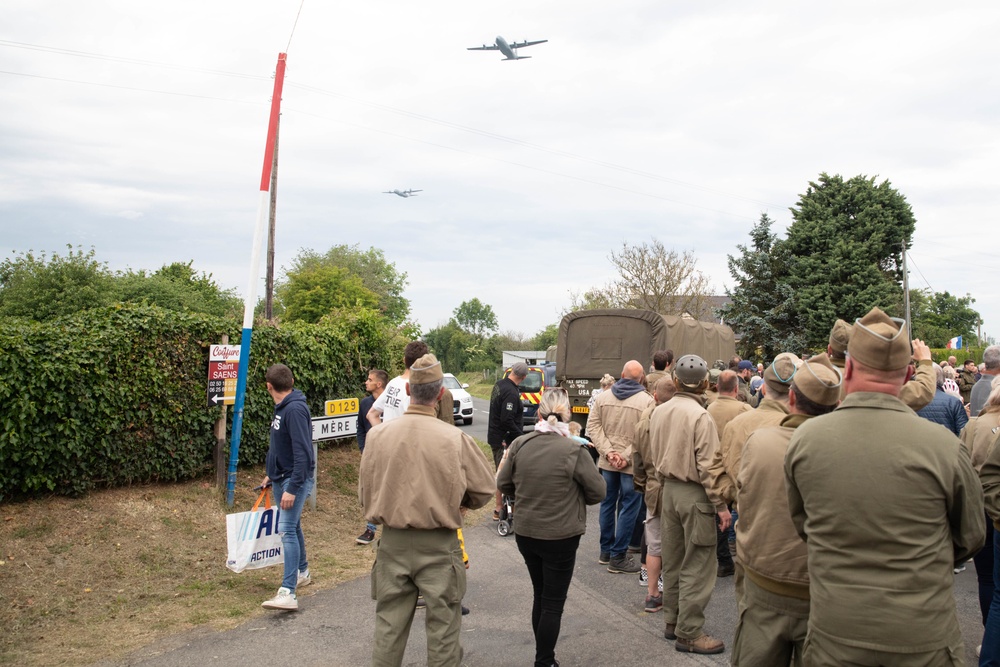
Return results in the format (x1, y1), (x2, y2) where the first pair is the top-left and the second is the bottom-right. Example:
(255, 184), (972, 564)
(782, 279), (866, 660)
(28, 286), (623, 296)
(571, 239), (713, 317)
(0, 246), (115, 319)
(278, 245), (409, 324)
(782, 173), (916, 348)
(423, 321), (478, 373)
(277, 264), (379, 324)
(719, 214), (806, 359)
(530, 323), (559, 351)
(116, 261), (241, 318)
(909, 289), (982, 348)
(452, 298), (498, 339)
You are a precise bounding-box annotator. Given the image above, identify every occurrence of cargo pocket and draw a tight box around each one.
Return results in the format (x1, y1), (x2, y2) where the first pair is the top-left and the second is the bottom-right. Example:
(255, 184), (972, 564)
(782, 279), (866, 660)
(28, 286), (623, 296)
(449, 548), (467, 604)
(690, 502), (717, 547)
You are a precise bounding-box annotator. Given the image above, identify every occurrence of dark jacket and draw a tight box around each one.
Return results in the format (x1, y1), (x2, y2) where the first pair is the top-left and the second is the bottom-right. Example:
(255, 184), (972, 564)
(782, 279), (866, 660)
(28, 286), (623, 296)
(916, 389), (969, 437)
(356, 394), (376, 452)
(497, 430), (606, 539)
(488, 377), (523, 448)
(266, 389), (315, 496)
(958, 369), (977, 404)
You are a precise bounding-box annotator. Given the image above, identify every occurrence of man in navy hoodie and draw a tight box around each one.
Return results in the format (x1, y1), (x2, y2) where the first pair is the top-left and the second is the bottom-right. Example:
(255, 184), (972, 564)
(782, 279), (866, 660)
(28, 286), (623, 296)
(260, 363), (316, 611)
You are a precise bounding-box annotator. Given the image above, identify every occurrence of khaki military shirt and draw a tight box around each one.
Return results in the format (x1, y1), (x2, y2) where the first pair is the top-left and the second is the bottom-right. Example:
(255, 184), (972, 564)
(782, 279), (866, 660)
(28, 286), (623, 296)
(707, 396), (752, 441)
(645, 369), (667, 393)
(588, 384), (655, 475)
(648, 392), (728, 510)
(737, 414), (811, 599)
(898, 359), (936, 412)
(785, 392), (985, 652)
(961, 411), (1000, 472)
(435, 387), (454, 424)
(707, 398), (790, 504)
(632, 404), (661, 515)
(359, 404), (496, 529)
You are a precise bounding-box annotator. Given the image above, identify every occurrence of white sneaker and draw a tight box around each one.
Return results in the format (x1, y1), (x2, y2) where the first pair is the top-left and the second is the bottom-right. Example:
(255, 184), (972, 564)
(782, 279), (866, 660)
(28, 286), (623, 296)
(638, 566), (648, 587)
(297, 569), (312, 588)
(262, 587), (298, 610)
(977, 645), (982, 657)
(658, 575), (663, 593)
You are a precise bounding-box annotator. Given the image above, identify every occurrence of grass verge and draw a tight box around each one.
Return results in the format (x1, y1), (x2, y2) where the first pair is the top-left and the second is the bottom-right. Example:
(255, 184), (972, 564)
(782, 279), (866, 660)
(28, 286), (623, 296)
(0, 439), (492, 666)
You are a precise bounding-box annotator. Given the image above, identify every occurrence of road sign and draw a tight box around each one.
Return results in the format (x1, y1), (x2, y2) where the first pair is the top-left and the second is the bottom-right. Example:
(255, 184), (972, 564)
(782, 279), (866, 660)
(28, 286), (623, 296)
(208, 344), (241, 407)
(312, 415), (358, 441)
(325, 398), (360, 416)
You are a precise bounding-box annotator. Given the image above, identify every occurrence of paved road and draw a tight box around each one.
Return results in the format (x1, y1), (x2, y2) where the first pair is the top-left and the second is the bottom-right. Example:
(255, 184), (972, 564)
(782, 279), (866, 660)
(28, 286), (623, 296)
(104, 501), (986, 667)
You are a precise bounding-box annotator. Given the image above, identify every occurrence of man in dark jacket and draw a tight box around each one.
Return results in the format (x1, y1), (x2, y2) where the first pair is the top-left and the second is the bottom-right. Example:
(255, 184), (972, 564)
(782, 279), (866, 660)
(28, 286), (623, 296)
(355, 369), (387, 545)
(489, 361), (527, 518)
(260, 363), (316, 611)
(916, 364), (969, 436)
(958, 358), (978, 405)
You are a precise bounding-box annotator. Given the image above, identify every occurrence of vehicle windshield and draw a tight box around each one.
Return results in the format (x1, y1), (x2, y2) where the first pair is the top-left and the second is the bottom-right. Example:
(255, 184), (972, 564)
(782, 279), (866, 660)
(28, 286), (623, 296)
(519, 370), (544, 393)
(443, 376), (461, 390)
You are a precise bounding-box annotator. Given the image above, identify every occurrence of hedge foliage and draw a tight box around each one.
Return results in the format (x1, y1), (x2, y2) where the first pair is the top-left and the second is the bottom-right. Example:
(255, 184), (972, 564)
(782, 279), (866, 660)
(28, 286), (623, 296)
(930, 348), (985, 365)
(0, 304), (402, 499)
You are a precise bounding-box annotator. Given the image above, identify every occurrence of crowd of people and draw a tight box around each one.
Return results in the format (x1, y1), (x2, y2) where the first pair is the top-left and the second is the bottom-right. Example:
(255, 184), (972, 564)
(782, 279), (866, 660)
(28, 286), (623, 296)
(255, 313), (1000, 667)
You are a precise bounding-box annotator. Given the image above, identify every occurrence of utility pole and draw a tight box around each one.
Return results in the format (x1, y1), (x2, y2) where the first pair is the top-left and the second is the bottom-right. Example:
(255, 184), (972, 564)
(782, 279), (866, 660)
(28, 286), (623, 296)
(265, 116), (279, 321)
(901, 243), (911, 340)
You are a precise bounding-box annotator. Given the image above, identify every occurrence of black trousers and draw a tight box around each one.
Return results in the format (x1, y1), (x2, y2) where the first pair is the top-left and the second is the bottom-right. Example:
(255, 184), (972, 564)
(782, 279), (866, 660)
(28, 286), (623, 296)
(515, 534), (582, 667)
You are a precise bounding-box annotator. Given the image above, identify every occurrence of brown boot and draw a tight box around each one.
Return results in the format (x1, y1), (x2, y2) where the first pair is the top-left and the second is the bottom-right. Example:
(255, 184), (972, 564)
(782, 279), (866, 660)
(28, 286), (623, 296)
(675, 634), (725, 655)
(663, 623), (676, 640)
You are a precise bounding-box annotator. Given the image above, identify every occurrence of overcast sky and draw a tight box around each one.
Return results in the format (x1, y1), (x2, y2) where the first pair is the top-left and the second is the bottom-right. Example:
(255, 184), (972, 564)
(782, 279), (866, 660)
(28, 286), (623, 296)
(3, 1), (998, 344)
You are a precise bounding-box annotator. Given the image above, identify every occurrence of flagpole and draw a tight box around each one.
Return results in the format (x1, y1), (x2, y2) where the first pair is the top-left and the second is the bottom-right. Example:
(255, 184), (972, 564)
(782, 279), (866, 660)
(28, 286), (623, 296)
(226, 53), (288, 508)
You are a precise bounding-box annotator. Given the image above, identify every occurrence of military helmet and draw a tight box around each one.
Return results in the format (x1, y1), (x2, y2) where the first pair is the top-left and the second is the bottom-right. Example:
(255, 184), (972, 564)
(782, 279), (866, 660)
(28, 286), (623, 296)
(674, 354), (708, 385)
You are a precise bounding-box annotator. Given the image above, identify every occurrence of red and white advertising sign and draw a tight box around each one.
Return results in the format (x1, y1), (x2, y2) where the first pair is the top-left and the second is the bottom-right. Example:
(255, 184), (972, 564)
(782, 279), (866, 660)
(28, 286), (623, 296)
(208, 344), (241, 407)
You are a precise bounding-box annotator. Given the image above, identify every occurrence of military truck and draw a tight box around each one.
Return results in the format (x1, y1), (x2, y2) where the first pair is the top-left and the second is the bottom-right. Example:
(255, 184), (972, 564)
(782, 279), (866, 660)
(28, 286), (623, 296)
(555, 309), (736, 429)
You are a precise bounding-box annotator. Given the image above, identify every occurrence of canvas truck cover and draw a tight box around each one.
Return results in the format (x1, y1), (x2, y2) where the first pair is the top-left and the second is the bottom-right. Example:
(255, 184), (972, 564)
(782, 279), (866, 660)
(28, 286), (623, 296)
(556, 309), (736, 422)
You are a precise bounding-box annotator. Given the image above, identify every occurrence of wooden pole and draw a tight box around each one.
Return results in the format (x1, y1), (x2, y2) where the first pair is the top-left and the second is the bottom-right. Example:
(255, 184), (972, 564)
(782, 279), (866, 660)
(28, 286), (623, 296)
(265, 117), (279, 322)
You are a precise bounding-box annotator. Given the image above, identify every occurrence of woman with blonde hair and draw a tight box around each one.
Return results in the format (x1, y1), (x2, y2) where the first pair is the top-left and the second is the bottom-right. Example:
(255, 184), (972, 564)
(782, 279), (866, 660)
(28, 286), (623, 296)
(587, 373), (616, 410)
(962, 375), (1000, 637)
(497, 388), (606, 667)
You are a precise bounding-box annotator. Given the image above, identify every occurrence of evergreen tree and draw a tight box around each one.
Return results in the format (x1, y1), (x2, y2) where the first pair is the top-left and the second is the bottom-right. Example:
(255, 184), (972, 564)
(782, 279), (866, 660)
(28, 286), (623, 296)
(719, 213), (805, 360)
(782, 173), (915, 348)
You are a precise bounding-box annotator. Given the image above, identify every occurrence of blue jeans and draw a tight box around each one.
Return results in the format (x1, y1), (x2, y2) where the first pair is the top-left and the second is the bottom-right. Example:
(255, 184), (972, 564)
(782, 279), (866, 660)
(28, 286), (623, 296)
(981, 528), (1000, 666)
(598, 470), (642, 558)
(275, 476), (313, 592)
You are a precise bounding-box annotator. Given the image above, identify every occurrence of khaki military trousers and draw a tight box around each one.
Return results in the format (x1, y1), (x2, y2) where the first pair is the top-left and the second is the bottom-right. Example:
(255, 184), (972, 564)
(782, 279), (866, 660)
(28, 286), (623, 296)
(802, 628), (964, 667)
(659, 479), (718, 640)
(731, 575), (808, 667)
(371, 527), (467, 667)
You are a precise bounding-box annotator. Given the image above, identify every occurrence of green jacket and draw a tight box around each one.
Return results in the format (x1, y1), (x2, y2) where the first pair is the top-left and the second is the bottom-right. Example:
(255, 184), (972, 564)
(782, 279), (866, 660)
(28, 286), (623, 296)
(785, 392), (985, 652)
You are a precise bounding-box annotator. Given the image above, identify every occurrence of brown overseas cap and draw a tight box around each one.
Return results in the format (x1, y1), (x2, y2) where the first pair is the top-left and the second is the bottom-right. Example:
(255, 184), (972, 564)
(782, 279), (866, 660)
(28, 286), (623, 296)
(848, 307), (910, 371)
(828, 318), (853, 355)
(793, 353), (842, 406)
(764, 352), (803, 396)
(409, 353), (444, 385)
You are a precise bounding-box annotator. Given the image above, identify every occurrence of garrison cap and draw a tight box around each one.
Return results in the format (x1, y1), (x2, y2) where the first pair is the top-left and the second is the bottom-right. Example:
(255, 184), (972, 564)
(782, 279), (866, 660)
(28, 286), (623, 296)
(409, 353), (444, 385)
(793, 352), (842, 406)
(828, 319), (853, 356)
(848, 307), (910, 371)
(763, 353), (802, 396)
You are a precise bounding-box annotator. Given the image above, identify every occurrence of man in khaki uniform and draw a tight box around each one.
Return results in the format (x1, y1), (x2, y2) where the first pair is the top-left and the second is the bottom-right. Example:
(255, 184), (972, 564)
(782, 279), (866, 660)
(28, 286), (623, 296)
(731, 353), (842, 667)
(705, 368), (721, 404)
(707, 370), (752, 438)
(706, 369), (750, 578)
(589, 360), (655, 574)
(644, 349), (673, 392)
(648, 355), (732, 655)
(359, 354), (496, 667)
(632, 376), (676, 612)
(708, 353), (801, 505)
(785, 308), (985, 666)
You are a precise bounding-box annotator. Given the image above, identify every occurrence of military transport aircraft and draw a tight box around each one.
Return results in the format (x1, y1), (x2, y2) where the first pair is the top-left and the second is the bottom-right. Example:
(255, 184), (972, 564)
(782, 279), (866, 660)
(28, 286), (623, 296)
(467, 36), (548, 61)
(383, 189), (421, 198)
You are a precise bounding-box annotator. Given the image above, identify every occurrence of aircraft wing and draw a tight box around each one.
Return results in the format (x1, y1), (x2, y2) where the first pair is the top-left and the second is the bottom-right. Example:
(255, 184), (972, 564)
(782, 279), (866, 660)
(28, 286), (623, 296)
(510, 39), (547, 49)
(467, 44), (499, 51)
(409, 189), (423, 193)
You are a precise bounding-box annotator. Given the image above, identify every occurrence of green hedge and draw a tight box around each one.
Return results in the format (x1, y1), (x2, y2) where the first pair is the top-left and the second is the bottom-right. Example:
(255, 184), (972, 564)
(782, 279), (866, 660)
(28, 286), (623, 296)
(930, 348), (984, 365)
(0, 304), (401, 499)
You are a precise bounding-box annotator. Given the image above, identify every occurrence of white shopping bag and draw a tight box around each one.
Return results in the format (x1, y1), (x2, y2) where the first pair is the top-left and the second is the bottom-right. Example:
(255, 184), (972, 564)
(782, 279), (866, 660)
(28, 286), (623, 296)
(226, 487), (284, 573)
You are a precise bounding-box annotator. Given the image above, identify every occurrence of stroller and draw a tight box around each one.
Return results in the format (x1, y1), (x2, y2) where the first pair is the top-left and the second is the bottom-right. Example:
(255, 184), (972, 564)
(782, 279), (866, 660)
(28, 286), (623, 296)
(496, 489), (514, 536)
